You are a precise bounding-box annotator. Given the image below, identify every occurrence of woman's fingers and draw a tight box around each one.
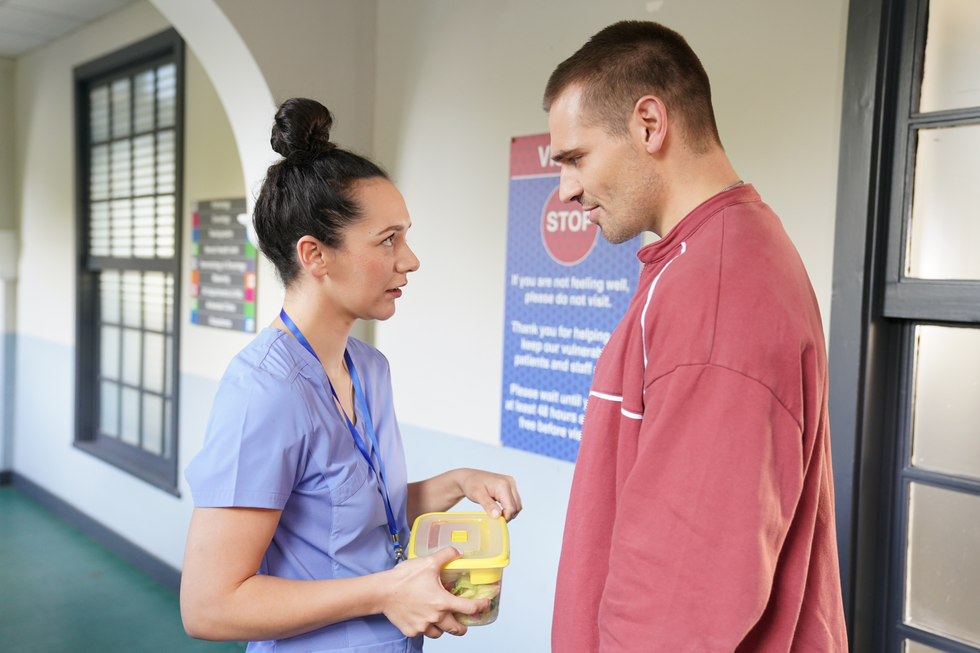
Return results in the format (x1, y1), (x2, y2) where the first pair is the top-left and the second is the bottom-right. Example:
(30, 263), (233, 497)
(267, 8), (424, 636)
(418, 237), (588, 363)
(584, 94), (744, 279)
(436, 613), (467, 637)
(460, 470), (522, 521)
(427, 545), (463, 568)
(424, 624), (443, 639)
(499, 475), (523, 519)
(382, 547), (489, 639)
(488, 474), (522, 520)
(451, 596), (491, 617)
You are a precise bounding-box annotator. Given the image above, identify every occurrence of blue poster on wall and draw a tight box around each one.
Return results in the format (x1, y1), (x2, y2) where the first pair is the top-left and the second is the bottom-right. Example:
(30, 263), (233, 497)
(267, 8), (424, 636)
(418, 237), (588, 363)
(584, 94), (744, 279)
(501, 134), (640, 463)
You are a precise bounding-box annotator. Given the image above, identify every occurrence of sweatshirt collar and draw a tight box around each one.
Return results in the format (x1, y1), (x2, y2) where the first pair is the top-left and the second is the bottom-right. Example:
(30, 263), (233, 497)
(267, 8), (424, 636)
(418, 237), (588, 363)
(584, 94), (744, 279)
(636, 183), (760, 265)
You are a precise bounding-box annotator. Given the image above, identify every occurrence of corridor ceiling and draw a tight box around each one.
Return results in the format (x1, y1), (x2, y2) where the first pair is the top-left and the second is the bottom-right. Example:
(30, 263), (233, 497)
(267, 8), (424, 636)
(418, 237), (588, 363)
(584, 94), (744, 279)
(0, 0), (138, 58)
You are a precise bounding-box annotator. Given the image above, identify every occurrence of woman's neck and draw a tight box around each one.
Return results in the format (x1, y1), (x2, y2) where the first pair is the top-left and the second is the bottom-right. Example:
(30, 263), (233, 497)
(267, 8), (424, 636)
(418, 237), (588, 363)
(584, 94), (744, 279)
(275, 287), (354, 379)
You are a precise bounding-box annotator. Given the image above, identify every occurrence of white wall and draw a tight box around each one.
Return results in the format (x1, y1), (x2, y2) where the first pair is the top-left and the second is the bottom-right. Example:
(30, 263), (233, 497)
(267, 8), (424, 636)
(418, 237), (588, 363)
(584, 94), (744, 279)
(0, 57), (15, 473)
(373, 0), (848, 445)
(0, 58), (14, 232)
(178, 47), (252, 381)
(213, 0), (377, 159)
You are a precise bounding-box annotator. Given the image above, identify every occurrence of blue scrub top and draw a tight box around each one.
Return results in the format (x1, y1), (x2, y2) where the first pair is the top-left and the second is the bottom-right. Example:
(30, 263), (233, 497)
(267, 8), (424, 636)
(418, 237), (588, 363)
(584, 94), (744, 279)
(185, 328), (423, 653)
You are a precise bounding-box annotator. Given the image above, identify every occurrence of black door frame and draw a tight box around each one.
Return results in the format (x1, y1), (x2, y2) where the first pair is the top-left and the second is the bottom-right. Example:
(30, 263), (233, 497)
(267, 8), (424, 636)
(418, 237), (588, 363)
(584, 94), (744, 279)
(829, 0), (903, 649)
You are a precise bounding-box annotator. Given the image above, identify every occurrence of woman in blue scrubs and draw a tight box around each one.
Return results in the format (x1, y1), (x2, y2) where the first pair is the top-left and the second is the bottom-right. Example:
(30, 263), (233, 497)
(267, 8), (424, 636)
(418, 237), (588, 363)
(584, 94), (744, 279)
(180, 98), (522, 653)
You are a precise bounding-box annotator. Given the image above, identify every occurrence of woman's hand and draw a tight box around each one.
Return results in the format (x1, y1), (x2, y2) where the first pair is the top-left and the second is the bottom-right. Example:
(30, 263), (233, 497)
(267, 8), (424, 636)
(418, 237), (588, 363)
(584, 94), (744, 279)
(380, 546), (490, 638)
(454, 468), (522, 521)
(407, 469), (523, 525)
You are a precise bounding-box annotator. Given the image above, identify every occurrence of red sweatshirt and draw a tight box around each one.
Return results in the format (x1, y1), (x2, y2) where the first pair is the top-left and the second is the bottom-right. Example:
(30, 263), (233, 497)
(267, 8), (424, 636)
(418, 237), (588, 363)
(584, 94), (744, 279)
(552, 185), (847, 652)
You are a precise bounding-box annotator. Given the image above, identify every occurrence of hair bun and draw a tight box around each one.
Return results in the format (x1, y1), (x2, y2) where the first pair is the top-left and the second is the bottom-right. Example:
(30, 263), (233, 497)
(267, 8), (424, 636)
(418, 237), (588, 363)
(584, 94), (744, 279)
(270, 98), (337, 164)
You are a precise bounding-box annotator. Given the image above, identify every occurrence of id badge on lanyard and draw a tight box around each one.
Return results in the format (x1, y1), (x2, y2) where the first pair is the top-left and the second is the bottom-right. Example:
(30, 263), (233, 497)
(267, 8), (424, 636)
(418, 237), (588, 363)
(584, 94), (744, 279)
(280, 308), (405, 563)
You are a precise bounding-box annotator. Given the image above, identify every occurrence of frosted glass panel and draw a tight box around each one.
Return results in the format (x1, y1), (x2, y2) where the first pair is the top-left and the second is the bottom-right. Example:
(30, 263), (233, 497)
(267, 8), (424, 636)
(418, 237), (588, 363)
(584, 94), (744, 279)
(904, 640), (945, 653)
(143, 332), (165, 394)
(90, 202), (110, 256)
(157, 63), (176, 127)
(122, 328), (141, 386)
(920, 0), (980, 112)
(143, 272), (166, 332)
(133, 69), (155, 133)
(110, 139), (131, 199)
(110, 199), (132, 258)
(912, 325), (980, 479)
(156, 130), (175, 194)
(90, 85), (109, 143)
(100, 326), (119, 381)
(100, 381), (119, 438)
(142, 394), (163, 455)
(133, 135), (155, 197)
(907, 124), (980, 279)
(121, 271), (142, 327)
(905, 483), (980, 645)
(90, 145), (109, 201)
(120, 387), (140, 445)
(111, 78), (131, 138)
(133, 197), (155, 258)
(156, 195), (175, 257)
(133, 196), (155, 258)
(99, 270), (120, 323)
(165, 275), (174, 329)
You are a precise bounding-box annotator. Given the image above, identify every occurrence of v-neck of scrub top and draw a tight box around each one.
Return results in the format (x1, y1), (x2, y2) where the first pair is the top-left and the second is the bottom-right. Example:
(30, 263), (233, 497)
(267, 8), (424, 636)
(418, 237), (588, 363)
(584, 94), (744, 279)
(271, 327), (376, 461)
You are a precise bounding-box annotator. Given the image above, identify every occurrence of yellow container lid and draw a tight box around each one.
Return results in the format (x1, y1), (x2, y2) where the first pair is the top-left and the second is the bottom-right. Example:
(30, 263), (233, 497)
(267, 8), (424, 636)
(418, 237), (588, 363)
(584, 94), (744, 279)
(407, 512), (510, 570)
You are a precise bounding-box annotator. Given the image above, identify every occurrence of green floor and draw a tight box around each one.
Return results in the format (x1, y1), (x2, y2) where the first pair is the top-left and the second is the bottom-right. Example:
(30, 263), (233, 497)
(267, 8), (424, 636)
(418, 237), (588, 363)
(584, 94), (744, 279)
(0, 485), (246, 653)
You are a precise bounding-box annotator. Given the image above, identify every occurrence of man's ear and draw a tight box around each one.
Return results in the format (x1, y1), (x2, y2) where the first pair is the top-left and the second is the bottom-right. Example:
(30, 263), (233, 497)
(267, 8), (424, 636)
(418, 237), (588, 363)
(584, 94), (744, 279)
(295, 235), (333, 279)
(631, 95), (668, 155)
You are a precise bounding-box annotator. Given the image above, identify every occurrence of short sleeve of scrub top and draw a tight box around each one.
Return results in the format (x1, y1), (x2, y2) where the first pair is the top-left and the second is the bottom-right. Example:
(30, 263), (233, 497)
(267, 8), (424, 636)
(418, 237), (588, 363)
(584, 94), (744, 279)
(185, 329), (422, 653)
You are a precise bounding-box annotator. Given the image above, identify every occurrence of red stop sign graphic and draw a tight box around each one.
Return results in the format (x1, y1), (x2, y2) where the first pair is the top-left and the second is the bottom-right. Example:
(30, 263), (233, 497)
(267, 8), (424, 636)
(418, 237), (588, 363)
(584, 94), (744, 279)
(540, 185), (599, 265)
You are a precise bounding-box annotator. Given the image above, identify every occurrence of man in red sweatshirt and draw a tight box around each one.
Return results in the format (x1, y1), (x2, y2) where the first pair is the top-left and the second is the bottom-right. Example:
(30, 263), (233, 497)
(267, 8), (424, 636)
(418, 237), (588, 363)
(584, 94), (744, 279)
(545, 21), (848, 652)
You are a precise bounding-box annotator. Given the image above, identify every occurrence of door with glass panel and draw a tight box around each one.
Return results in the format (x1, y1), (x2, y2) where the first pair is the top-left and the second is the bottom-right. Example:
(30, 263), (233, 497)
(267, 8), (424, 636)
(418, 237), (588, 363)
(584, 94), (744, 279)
(883, 1), (980, 651)
(74, 31), (183, 493)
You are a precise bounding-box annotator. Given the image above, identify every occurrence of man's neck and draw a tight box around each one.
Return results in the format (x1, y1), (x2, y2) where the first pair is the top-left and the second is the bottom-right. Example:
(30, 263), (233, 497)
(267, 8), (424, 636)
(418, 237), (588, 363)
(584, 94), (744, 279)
(656, 148), (740, 237)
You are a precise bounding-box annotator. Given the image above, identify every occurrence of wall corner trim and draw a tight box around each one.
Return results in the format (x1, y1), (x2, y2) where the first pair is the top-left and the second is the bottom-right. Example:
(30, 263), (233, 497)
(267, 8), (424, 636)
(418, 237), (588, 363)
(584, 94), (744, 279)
(10, 473), (181, 594)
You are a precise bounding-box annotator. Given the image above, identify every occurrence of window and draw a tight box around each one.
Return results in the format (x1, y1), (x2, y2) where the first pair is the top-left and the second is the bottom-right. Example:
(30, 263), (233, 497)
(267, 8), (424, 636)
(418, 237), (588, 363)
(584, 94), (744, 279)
(74, 30), (184, 494)
(882, 2), (980, 650)
(831, 1), (980, 651)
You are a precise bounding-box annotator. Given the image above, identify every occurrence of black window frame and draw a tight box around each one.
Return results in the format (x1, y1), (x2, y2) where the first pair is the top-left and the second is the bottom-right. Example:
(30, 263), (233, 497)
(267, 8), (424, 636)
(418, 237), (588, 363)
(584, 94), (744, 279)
(882, 0), (980, 322)
(73, 29), (185, 495)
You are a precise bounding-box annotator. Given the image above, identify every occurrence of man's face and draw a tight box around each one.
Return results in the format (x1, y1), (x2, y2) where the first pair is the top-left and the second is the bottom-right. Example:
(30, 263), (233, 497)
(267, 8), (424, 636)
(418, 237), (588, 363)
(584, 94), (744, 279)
(548, 86), (660, 243)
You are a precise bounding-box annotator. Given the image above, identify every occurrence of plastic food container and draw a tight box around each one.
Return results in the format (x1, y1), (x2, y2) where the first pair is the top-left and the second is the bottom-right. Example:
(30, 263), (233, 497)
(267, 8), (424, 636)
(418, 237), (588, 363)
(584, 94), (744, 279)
(407, 512), (510, 626)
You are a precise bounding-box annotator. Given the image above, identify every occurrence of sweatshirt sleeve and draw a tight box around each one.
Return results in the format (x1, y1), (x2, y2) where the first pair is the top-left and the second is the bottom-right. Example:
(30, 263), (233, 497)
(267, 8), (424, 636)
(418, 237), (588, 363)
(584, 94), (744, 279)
(597, 363), (804, 652)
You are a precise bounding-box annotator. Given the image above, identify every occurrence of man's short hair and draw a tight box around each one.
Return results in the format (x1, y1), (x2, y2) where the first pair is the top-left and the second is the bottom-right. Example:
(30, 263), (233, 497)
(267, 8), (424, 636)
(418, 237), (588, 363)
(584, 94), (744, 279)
(544, 21), (721, 154)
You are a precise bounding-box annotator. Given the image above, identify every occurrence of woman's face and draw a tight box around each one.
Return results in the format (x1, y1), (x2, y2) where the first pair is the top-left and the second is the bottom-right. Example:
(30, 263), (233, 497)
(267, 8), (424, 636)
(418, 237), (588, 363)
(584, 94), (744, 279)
(326, 178), (420, 322)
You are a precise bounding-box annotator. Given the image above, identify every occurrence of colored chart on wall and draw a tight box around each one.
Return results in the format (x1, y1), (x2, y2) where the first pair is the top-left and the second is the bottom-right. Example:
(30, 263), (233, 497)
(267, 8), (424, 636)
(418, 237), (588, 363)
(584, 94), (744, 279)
(501, 134), (640, 463)
(190, 198), (257, 332)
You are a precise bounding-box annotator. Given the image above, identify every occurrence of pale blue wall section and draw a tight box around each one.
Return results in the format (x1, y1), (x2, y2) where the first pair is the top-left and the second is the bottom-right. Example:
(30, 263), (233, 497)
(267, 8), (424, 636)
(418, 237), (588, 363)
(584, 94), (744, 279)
(400, 424), (575, 653)
(1, 331), (16, 471)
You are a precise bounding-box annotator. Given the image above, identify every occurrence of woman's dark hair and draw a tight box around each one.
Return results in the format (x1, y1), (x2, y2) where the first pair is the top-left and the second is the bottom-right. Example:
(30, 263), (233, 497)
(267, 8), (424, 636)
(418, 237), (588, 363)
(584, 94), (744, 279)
(253, 98), (388, 286)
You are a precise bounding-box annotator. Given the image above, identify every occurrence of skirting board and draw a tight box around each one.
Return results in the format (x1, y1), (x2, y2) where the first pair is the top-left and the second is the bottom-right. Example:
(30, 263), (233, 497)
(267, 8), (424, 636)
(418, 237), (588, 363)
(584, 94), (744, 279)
(10, 472), (182, 594)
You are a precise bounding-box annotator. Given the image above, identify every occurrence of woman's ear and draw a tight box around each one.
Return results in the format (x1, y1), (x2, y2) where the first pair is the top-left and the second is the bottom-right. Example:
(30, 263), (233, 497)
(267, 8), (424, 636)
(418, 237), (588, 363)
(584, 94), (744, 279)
(631, 95), (668, 155)
(295, 235), (333, 278)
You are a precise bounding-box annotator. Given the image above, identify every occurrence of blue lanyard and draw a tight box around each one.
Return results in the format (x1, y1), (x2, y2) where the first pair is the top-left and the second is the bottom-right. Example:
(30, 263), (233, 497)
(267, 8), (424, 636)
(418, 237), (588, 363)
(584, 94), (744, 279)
(280, 309), (405, 563)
